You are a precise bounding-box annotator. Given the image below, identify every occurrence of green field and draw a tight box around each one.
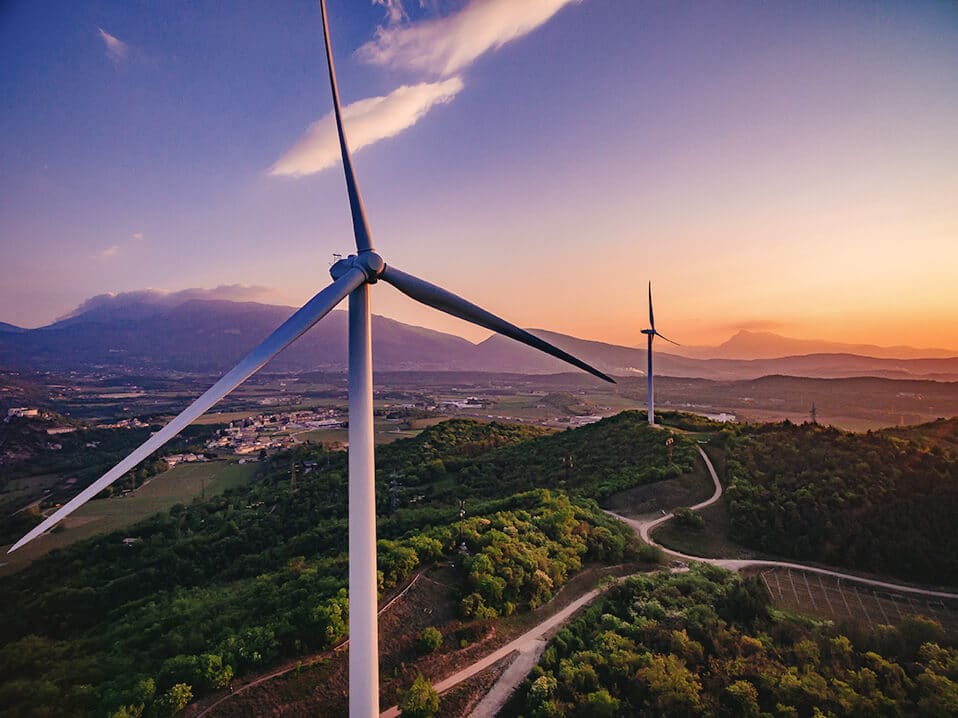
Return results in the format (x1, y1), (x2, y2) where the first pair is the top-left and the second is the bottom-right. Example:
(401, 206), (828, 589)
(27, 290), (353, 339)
(0, 461), (259, 575)
(0, 473), (61, 511)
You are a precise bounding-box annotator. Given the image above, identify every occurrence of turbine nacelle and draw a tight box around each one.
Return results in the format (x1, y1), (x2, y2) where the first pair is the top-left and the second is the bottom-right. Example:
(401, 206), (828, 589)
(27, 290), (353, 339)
(331, 251), (386, 283)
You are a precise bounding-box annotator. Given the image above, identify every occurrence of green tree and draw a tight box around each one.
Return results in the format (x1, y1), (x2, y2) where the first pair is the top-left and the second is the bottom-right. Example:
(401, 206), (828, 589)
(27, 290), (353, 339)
(398, 674), (439, 718)
(417, 627), (443, 654)
(153, 683), (192, 717)
(635, 653), (702, 716)
(579, 689), (621, 717)
(720, 680), (760, 717)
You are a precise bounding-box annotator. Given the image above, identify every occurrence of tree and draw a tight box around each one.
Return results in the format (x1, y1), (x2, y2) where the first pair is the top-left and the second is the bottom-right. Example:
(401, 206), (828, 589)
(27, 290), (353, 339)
(398, 674), (439, 718)
(673, 507), (704, 530)
(635, 653), (702, 716)
(417, 627), (443, 654)
(720, 680), (760, 718)
(153, 683), (192, 717)
(580, 689), (621, 717)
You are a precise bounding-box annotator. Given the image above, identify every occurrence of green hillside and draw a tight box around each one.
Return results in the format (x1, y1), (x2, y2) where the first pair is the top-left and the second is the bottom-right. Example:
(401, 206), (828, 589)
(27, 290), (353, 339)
(724, 418), (958, 586)
(0, 413), (684, 718)
(507, 566), (957, 717)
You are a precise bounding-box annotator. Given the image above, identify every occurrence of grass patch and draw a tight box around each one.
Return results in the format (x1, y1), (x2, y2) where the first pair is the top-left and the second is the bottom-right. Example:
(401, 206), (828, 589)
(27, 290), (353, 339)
(651, 498), (757, 560)
(0, 461), (259, 574)
(601, 448), (713, 517)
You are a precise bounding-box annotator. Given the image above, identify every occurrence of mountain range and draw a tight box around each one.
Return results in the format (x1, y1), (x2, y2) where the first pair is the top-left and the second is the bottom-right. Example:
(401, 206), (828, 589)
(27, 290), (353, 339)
(673, 330), (958, 360)
(1, 297), (956, 381)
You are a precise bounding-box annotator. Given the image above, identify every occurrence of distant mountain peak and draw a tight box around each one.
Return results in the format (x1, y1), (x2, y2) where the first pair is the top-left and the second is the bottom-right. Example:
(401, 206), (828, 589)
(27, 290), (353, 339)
(2, 294), (957, 380)
(680, 329), (957, 361)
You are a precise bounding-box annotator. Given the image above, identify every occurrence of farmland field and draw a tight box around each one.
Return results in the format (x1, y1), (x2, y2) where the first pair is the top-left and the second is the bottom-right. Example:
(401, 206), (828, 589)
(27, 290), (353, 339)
(755, 566), (958, 637)
(0, 460), (259, 575)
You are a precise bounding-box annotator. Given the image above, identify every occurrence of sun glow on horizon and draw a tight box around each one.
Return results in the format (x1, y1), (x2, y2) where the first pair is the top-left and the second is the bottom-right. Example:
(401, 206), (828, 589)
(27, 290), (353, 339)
(0, 1), (955, 353)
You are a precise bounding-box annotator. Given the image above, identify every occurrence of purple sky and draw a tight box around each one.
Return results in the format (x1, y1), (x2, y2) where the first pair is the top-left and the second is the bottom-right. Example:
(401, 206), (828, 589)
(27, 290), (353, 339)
(2, 0), (956, 349)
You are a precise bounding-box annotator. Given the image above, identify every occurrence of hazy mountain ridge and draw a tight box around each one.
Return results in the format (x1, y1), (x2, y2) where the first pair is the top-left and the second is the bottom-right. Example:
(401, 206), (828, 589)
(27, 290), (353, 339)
(1, 298), (957, 380)
(675, 329), (958, 360)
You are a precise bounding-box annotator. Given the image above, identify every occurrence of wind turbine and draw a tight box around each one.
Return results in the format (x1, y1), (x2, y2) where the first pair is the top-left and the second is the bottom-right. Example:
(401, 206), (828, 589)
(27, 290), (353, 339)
(8, 3), (613, 716)
(640, 282), (679, 426)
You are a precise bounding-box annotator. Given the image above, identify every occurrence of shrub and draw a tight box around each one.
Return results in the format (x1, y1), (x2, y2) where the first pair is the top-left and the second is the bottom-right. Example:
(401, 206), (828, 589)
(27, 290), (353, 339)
(398, 674), (439, 718)
(417, 627), (443, 654)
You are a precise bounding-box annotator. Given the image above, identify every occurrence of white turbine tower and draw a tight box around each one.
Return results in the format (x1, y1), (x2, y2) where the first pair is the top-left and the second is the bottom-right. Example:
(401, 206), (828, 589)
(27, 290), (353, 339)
(8, 3), (613, 716)
(640, 282), (679, 426)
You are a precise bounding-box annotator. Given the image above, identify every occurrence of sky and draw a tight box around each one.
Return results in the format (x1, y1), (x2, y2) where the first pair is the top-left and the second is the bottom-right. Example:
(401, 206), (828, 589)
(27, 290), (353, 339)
(1, 0), (957, 350)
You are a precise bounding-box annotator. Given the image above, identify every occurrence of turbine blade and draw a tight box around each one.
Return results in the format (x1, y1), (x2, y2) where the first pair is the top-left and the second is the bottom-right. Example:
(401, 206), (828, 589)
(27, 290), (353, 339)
(320, 0), (374, 253)
(8, 268), (367, 553)
(648, 281), (655, 331)
(654, 330), (681, 346)
(381, 264), (615, 384)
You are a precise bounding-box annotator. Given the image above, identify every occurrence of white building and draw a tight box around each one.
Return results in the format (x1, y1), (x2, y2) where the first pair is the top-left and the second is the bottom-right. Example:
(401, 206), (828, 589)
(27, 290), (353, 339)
(7, 407), (38, 418)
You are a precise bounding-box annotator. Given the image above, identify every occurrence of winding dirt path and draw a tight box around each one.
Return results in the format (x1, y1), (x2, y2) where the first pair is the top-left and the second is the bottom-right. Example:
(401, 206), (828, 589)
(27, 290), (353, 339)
(379, 585), (609, 717)
(608, 446), (958, 600)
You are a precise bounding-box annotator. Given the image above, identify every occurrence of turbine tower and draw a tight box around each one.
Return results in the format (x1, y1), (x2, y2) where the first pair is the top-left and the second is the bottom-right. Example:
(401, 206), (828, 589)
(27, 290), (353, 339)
(640, 282), (679, 425)
(8, 3), (613, 716)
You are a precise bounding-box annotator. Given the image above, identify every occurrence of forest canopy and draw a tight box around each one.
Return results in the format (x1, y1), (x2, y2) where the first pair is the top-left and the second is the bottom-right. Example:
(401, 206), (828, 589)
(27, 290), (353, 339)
(723, 418), (958, 586)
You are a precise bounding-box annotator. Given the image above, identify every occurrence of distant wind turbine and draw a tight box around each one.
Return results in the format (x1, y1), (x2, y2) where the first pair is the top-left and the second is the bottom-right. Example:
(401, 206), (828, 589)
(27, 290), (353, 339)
(640, 282), (679, 426)
(7, 3), (613, 716)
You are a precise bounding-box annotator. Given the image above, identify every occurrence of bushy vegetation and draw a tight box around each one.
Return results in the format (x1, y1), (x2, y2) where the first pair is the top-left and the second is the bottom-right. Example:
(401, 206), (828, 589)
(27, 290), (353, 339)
(723, 419), (958, 585)
(417, 627), (443, 654)
(398, 673), (439, 718)
(0, 415), (666, 717)
(509, 566), (958, 717)
(389, 411), (697, 504)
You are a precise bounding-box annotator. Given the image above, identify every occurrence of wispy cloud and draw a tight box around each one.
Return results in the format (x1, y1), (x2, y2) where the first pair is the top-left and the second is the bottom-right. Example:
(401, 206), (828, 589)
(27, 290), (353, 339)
(270, 78), (464, 177)
(99, 244), (121, 259)
(357, 0), (581, 77)
(271, 0), (574, 178)
(97, 27), (129, 67)
(374, 0), (409, 25)
(131, 232), (144, 241)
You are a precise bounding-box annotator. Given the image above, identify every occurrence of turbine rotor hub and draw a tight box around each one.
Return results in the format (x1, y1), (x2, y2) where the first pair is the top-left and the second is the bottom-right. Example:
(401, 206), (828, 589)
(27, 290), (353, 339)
(330, 251), (386, 283)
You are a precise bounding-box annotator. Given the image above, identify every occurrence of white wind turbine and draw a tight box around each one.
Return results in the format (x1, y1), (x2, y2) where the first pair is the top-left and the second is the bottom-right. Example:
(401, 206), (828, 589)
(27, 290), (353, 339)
(8, 3), (613, 716)
(640, 282), (679, 426)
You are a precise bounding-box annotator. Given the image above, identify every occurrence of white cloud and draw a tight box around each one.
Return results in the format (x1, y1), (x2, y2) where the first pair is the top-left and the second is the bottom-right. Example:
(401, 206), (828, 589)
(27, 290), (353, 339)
(270, 77), (464, 177)
(374, 0), (409, 25)
(97, 27), (129, 67)
(99, 244), (121, 258)
(131, 232), (144, 240)
(357, 0), (581, 77)
(61, 285), (276, 319)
